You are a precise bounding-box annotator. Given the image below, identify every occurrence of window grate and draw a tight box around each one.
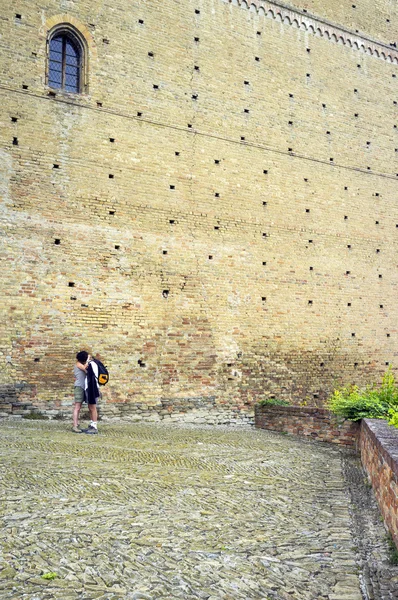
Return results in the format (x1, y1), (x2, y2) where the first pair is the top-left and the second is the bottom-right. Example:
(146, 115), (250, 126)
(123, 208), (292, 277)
(48, 34), (81, 93)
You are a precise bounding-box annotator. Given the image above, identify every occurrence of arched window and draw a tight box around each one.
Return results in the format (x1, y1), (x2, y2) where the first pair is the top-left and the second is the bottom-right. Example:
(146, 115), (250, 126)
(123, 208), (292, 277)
(48, 31), (83, 93)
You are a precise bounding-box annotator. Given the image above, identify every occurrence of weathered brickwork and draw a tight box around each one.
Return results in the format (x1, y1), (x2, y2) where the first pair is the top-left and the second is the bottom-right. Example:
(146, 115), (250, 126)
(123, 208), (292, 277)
(0, 0), (398, 417)
(359, 419), (398, 548)
(255, 404), (360, 446)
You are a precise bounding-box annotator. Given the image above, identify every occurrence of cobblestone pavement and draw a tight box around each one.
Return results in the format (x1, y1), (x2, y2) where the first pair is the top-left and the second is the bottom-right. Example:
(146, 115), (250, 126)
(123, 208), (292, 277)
(0, 421), (397, 600)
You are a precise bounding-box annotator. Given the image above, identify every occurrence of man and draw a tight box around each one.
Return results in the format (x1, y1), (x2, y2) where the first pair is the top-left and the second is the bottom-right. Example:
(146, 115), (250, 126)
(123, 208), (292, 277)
(84, 356), (100, 434)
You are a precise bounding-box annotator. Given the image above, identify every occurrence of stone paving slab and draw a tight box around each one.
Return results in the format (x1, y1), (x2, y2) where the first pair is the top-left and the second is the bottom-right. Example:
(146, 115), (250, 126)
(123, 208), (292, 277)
(0, 420), (384, 599)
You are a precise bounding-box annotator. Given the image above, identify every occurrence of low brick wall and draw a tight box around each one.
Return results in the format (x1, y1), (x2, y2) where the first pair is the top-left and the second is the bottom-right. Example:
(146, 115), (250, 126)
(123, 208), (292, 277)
(254, 405), (360, 446)
(359, 419), (398, 548)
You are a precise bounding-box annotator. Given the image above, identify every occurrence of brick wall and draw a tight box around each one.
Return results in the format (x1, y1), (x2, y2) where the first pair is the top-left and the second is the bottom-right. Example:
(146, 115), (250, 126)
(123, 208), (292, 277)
(1, 0), (398, 414)
(255, 404), (360, 446)
(359, 419), (398, 548)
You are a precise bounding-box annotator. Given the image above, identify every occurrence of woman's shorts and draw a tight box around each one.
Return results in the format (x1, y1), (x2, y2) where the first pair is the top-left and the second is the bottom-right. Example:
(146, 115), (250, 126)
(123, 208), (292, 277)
(74, 386), (85, 404)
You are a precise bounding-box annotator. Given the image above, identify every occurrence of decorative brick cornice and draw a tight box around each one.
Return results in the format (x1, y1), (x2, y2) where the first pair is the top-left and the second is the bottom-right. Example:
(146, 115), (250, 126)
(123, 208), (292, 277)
(222, 0), (398, 65)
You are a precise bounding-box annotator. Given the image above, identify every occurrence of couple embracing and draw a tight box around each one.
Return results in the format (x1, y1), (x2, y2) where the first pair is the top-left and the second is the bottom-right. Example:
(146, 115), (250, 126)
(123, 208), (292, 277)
(72, 351), (100, 434)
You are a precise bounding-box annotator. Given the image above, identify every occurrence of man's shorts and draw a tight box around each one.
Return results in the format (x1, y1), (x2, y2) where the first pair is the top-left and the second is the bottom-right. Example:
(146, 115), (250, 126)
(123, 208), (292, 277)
(74, 386), (85, 404)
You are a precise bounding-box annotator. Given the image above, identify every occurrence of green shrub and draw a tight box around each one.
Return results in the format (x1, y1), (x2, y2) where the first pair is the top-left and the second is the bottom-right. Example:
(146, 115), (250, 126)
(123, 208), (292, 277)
(328, 367), (398, 422)
(388, 409), (398, 428)
(378, 367), (398, 408)
(258, 398), (290, 407)
(328, 387), (388, 421)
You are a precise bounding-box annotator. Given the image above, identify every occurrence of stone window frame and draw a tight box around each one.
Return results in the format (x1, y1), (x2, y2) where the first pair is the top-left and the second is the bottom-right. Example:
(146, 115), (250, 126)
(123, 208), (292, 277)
(46, 23), (89, 94)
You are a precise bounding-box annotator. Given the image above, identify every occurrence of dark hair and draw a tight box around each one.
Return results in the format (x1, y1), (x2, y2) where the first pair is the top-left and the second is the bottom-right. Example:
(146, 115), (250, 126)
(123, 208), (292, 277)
(76, 351), (88, 364)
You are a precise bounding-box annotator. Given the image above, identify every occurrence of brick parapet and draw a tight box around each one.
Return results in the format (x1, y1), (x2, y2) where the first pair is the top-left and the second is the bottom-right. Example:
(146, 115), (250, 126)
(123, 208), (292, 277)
(359, 419), (398, 547)
(254, 404), (360, 446)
